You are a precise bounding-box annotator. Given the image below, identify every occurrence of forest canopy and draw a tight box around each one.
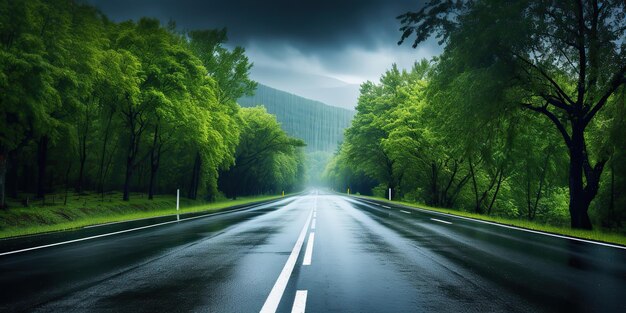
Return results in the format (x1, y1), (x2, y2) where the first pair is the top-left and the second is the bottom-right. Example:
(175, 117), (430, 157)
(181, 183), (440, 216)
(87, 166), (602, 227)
(0, 0), (305, 206)
(326, 0), (626, 230)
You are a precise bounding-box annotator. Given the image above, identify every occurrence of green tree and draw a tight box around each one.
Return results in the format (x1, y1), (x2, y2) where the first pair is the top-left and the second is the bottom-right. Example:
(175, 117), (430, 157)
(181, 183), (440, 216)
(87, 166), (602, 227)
(399, 0), (626, 229)
(220, 107), (305, 199)
(186, 28), (254, 200)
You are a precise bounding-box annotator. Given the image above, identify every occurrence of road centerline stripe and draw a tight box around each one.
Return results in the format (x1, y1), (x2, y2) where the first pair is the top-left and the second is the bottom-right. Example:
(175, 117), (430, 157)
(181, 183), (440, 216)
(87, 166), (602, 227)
(400, 210), (411, 214)
(431, 218), (452, 225)
(291, 290), (308, 313)
(311, 219), (316, 230)
(260, 210), (313, 313)
(303, 232), (315, 266)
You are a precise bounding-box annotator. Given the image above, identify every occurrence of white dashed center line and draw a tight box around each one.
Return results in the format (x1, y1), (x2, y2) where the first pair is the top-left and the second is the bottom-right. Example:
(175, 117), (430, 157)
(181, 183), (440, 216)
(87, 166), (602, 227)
(303, 232), (315, 266)
(431, 218), (452, 225)
(291, 290), (308, 313)
(260, 210), (313, 313)
(311, 219), (316, 230)
(400, 210), (411, 214)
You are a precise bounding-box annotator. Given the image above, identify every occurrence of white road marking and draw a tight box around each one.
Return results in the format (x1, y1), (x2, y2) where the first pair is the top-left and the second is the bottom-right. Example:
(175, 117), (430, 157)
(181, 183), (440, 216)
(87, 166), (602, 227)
(431, 218), (452, 225)
(291, 290), (308, 313)
(303, 232), (315, 266)
(313, 211), (316, 218)
(311, 219), (316, 230)
(0, 219), (180, 257)
(0, 200), (293, 257)
(342, 195), (626, 250)
(260, 211), (313, 313)
(400, 210), (411, 214)
(382, 205), (391, 209)
(350, 198), (626, 251)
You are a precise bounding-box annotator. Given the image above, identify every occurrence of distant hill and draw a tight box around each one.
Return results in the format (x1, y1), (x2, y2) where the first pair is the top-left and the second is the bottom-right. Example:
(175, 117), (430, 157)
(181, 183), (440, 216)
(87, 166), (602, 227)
(238, 84), (354, 152)
(249, 66), (360, 109)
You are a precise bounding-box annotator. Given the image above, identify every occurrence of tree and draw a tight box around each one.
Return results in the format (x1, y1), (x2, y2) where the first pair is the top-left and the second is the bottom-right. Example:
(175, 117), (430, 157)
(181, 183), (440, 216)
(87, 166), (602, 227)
(186, 28), (255, 200)
(220, 107), (305, 199)
(343, 65), (410, 198)
(399, 0), (626, 229)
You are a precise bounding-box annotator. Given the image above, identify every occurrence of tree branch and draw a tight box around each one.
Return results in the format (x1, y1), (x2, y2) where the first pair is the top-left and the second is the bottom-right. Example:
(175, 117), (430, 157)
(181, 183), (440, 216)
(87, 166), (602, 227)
(514, 52), (576, 107)
(584, 65), (626, 126)
(521, 102), (572, 148)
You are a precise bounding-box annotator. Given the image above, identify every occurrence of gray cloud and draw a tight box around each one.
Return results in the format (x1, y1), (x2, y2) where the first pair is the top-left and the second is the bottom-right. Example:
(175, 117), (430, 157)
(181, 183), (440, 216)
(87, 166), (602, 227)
(83, 0), (440, 108)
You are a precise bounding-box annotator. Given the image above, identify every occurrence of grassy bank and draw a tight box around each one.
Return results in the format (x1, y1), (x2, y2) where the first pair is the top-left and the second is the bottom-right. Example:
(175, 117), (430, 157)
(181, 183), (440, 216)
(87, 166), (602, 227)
(0, 192), (284, 239)
(355, 195), (626, 247)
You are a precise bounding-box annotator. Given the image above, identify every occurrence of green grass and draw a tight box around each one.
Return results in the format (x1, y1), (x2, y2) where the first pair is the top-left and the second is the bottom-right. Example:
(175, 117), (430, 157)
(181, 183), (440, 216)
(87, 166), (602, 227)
(355, 194), (626, 247)
(0, 192), (284, 239)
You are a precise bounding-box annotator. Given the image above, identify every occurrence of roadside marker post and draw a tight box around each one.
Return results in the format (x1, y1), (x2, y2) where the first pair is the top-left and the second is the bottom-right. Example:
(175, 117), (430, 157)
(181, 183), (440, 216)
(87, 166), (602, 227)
(388, 188), (391, 201)
(347, 188), (350, 195)
(176, 189), (180, 221)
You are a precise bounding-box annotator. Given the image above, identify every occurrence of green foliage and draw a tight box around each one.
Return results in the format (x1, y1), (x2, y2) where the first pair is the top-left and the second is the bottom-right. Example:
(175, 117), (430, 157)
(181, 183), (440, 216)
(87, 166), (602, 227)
(219, 107), (305, 198)
(396, 0), (626, 229)
(335, 55), (625, 232)
(0, 0), (305, 210)
(0, 192), (282, 238)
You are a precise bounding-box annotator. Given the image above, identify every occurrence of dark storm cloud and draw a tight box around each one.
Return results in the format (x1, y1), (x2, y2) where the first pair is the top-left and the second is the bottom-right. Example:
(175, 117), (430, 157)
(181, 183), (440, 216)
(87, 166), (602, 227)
(85, 0), (423, 51)
(84, 0), (438, 108)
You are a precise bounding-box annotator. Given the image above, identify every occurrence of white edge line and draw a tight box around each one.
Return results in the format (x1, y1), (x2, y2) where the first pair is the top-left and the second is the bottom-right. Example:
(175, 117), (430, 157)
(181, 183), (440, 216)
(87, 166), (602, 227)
(303, 232), (315, 266)
(0, 199), (292, 257)
(400, 210), (411, 214)
(291, 290), (308, 313)
(0, 219), (179, 257)
(431, 218), (452, 225)
(350, 197), (626, 250)
(260, 211), (313, 313)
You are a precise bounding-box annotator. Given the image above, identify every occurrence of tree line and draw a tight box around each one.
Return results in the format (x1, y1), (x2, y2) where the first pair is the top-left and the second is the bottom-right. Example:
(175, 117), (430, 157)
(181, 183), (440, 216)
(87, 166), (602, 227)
(0, 0), (305, 207)
(325, 0), (625, 230)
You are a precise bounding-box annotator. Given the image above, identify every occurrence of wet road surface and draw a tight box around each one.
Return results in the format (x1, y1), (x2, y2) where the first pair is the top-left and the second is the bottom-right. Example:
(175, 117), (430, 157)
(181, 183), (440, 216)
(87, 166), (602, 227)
(1, 191), (625, 312)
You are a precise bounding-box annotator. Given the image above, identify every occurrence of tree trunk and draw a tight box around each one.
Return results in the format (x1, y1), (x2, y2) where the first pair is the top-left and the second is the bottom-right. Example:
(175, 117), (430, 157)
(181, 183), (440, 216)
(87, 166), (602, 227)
(123, 158), (132, 201)
(568, 125), (593, 230)
(469, 158), (482, 213)
(76, 141), (86, 193)
(7, 151), (18, 198)
(123, 130), (136, 202)
(188, 152), (201, 200)
(441, 159), (458, 207)
(98, 109), (114, 193)
(487, 169), (504, 215)
(36, 136), (48, 200)
(0, 149), (6, 209)
(64, 161), (72, 206)
(430, 162), (438, 206)
(148, 125), (160, 200)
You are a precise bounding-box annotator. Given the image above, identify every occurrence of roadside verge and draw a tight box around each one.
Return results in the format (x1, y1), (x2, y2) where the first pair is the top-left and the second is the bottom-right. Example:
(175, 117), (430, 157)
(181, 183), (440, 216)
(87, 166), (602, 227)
(0, 194), (293, 240)
(349, 194), (626, 248)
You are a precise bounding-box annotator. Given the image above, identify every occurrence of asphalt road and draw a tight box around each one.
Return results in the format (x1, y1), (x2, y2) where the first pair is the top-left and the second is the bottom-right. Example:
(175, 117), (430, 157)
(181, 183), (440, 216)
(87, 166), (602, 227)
(1, 191), (625, 312)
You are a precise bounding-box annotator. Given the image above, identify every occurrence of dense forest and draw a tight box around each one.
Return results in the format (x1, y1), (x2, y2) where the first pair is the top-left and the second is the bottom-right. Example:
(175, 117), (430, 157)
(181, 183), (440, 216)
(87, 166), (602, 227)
(0, 0), (305, 207)
(326, 0), (625, 230)
(239, 83), (354, 185)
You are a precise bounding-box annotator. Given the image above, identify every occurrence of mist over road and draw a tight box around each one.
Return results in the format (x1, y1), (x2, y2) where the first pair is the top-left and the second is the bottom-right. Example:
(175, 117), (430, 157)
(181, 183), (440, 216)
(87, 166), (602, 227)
(1, 191), (625, 312)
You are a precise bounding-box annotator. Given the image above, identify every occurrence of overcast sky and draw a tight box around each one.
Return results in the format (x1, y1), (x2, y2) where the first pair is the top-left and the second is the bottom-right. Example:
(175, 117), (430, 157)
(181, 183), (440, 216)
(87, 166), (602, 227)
(84, 0), (440, 108)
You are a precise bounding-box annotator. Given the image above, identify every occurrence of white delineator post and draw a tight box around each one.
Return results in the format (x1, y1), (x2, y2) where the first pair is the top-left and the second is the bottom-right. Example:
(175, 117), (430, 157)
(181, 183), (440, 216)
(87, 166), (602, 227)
(176, 189), (180, 221)
(388, 188), (391, 201)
